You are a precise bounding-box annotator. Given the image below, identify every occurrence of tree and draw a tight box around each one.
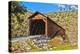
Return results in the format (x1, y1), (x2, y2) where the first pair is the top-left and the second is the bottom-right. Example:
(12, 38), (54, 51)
(9, 1), (27, 23)
(9, 1), (28, 37)
(10, 1), (27, 14)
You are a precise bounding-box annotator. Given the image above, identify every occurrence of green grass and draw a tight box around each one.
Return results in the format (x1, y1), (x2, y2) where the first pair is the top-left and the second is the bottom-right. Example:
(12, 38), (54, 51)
(48, 43), (78, 51)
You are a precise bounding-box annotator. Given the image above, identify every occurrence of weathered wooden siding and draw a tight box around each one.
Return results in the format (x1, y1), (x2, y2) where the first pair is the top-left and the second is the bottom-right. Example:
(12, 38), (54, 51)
(28, 12), (65, 39)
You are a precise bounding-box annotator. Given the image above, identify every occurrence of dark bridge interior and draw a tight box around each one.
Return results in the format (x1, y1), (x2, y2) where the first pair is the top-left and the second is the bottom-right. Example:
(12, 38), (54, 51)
(30, 19), (45, 35)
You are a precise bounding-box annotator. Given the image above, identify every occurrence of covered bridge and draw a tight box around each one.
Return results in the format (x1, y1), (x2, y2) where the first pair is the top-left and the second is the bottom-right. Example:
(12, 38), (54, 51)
(28, 12), (65, 40)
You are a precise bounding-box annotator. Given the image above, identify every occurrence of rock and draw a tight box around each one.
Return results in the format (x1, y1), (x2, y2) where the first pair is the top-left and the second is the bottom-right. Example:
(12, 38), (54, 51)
(11, 35), (50, 52)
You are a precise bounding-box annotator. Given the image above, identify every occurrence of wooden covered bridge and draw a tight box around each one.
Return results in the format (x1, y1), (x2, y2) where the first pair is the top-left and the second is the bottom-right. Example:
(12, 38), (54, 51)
(28, 12), (66, 40)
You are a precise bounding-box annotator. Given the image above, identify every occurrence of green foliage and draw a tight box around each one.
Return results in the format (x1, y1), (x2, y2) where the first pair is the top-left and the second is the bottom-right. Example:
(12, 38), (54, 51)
(10, 1), (33, 37)
(11, 12), (33, 37)
(10, 1), (27, 14)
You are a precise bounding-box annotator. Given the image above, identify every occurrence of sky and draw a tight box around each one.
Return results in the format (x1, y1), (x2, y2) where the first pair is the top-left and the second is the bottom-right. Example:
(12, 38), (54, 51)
(20, 2), (78, 14)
